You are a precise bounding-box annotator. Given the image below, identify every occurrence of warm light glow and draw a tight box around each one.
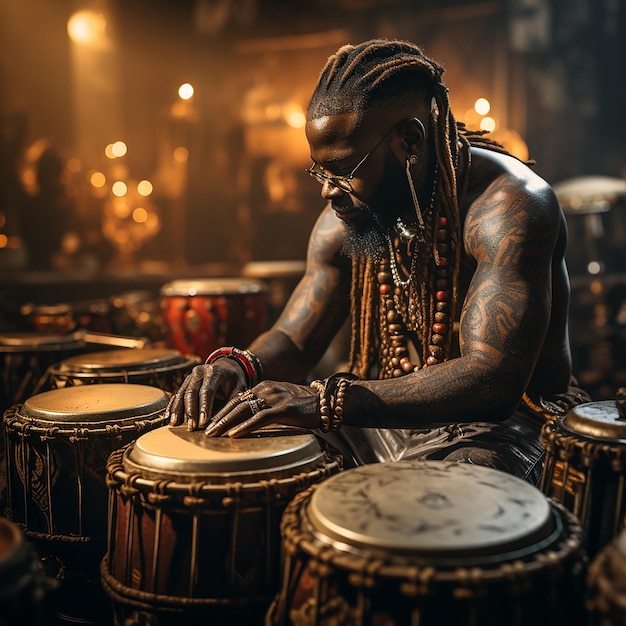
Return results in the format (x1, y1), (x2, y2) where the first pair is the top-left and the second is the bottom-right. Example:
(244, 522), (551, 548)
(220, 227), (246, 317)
(67, 10), (108, 48)
(480, 116), (497, 132)
(265, 104), (282, 121)
(112, 198), (131, 219)
(178, 83), (194, 100)
(67, 158), (82, 173)
(0, 213), (5, 228)
(105, 144), (116, 159)
(474, 98), (491, 116)
(112, 181), (128, 196)
(112, 141), (127, 157)
(137, 180), (153, 196)
(286, 110), (306, 128)
(133, 207), (148, 223)
(173, 147), (188, 162)
(90, 171), (106, 187)
(0, 234), (7, 248)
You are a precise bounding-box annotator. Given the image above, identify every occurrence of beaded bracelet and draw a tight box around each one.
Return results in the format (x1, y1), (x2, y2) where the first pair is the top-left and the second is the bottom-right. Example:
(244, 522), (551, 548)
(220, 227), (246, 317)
(310, 373), (358, 433)
(205, 347), (263, 388)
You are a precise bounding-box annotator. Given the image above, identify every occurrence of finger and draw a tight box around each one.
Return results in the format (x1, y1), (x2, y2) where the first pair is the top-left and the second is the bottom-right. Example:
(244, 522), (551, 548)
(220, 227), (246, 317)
(205, 395), (253, 437)
(183, 367), (206, 430)
(197, 378), (232, 429)
(227, 411), (269, 438)
(166, 376), (190, 425)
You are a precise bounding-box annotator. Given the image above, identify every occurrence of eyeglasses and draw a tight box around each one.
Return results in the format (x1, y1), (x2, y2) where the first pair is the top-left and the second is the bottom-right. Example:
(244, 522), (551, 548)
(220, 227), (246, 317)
(306, 123), (398, 193)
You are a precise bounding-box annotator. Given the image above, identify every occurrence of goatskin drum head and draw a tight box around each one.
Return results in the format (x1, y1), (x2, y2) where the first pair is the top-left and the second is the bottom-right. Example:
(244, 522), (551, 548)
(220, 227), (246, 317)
(18, 383), (169, 425)
(54, 348), (186, 373)
(563, 400), (626, 441)
(307, 460), (553, 558)
(123, 425), (326, 482)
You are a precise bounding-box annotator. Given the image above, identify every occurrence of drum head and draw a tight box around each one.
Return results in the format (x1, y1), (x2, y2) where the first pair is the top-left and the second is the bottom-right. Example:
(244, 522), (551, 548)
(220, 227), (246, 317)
(123, 426), (326, 482)
(563, 400), (626, 441)
(0, 332), (85, 353)
(54, 348), (188, 373)
(160, 277), (267, 297)
(307, 460), (553, 559)
(17, 384), (169, 426)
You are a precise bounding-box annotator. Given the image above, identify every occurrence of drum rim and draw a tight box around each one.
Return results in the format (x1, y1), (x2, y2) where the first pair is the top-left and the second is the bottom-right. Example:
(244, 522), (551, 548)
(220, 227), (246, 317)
(561, 400), (626, 441)
(115, 427), (334, 483)
(106, 443), (342, 492)
(306, 460), (554, 558)
(6, 384), (169, 427)
(48, 349), (200, 375)
(281, 485), (584, 577)
(160, 277), (268, 296)
(0, 332), (85, 352)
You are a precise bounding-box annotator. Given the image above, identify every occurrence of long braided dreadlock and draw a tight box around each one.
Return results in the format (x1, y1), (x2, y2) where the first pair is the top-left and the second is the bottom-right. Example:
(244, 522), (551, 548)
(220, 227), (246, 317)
(307, 39), (515, 379)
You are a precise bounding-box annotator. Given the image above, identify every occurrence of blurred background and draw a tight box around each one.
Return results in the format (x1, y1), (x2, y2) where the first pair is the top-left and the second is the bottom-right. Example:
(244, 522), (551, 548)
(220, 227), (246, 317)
(0, 0), (625, 398)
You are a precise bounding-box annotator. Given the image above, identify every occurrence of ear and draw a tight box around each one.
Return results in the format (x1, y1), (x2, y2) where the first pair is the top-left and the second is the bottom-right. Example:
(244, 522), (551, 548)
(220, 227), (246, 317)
(400, 117), (426, 152)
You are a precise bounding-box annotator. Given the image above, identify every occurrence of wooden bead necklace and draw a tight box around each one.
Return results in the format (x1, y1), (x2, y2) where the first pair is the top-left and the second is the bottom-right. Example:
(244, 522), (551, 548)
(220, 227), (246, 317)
(377, 176), (452, 376)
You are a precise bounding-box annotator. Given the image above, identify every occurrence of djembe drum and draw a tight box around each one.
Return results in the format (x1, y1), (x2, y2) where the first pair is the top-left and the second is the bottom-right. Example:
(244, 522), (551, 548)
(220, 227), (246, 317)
(0, 515), (55, 626)
(46, 347), (200, 393)
(267, 460), (587, 626)
(540, 392), (626, 557)
(3, 384), (169, 625)
(160, 277), (269, 359)
(101, 425), (342, 625)
(0, 332), (86, 412)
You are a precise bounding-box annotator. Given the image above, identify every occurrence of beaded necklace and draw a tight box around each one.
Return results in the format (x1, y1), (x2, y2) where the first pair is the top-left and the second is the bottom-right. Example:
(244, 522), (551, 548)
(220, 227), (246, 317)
(376, 169), (451, 377)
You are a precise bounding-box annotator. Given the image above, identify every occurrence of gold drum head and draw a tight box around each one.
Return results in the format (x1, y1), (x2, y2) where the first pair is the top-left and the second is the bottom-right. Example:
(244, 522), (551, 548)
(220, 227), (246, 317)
(123, 426), (326, 483)
(18, 384), (169, 426)
(55, 348), (187, 373)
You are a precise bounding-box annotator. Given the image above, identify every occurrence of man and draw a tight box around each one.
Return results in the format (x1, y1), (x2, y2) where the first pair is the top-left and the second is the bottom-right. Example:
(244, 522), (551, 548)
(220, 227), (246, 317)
(166, 39), (589, 483)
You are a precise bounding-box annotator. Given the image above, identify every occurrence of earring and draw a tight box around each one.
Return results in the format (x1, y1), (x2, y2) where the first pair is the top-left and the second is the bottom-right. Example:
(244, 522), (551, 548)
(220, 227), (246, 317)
(405, 157), (424, 229)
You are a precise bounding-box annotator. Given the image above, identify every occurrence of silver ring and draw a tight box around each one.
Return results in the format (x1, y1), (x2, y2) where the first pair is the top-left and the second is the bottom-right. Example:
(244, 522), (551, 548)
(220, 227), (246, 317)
(247, 396), (266, 415)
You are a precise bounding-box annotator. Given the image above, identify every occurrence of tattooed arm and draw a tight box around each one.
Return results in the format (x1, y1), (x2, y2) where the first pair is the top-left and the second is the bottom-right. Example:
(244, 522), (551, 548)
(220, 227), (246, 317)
(247, 205), (352, 381)
(165, 204), (351, 429)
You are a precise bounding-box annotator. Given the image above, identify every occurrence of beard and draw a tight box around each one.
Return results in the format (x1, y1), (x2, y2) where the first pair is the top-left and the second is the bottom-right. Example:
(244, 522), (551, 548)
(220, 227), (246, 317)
(340, 154), (410, 263)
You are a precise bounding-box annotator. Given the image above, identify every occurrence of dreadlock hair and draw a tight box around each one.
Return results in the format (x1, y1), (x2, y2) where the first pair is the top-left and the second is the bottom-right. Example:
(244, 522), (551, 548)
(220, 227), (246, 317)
(307, 39), (515, 379)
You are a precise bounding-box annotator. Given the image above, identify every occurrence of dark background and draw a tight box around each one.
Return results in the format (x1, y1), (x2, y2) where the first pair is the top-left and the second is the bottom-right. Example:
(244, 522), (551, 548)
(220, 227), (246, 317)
(1, 0), (625, 397)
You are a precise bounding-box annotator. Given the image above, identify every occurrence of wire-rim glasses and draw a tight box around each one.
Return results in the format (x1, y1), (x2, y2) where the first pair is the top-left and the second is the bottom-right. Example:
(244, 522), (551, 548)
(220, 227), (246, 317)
(306, 123), (398, 193)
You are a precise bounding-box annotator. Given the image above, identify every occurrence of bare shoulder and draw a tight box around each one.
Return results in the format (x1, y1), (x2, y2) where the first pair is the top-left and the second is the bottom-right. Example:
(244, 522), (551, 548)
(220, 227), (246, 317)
(464, 147), (563, 255)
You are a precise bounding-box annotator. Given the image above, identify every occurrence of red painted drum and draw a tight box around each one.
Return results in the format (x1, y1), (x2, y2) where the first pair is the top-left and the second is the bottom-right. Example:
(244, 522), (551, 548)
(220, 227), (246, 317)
(101, 425), (342, 625)
(3, 384), (169, 625)
(267, 460), (587, 626)
(160, 278), (269, 360)
(46, 347), (200, 394)
(540, 398), (626, 557)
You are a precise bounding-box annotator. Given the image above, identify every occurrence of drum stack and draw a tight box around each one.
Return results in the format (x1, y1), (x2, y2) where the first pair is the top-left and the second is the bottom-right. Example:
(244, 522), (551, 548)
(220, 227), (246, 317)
(539, 388), (626, 625)
(555, 176), (626, 400)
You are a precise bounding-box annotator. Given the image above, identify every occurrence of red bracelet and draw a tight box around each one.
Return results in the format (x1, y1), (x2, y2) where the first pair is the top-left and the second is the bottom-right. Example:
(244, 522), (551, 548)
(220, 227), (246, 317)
(205, 347), (263, 387)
